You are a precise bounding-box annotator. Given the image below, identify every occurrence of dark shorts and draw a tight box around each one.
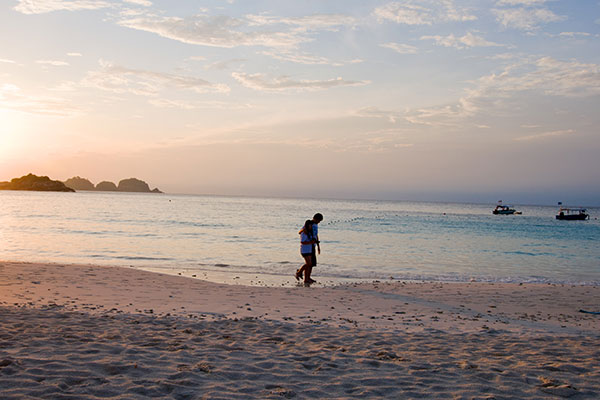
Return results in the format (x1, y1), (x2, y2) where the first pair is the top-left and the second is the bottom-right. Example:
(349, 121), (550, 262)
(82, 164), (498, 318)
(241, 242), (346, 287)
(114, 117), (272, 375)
(301, 247), (317, 267)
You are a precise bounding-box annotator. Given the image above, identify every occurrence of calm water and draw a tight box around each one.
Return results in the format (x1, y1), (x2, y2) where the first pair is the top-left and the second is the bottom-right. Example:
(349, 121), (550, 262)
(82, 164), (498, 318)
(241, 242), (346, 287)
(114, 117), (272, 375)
(1, 191), (599, 285)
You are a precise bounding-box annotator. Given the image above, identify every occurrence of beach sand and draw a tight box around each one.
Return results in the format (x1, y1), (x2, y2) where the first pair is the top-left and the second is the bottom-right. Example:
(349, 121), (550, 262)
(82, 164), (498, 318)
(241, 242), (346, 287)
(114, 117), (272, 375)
(1, 261), (599, 398)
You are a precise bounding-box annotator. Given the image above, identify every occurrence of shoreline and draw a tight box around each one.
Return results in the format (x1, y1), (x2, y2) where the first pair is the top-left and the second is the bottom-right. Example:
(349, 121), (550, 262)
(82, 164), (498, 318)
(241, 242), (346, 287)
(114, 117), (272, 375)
(2, 260), (599, 335)
(1, 260), (599, 398)
(5, 258), (600, 288)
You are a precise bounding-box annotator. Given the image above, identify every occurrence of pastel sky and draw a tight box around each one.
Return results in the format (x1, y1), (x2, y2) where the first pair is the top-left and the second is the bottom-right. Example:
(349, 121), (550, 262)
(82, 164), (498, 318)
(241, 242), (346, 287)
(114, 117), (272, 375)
(1, 0), (599, 204)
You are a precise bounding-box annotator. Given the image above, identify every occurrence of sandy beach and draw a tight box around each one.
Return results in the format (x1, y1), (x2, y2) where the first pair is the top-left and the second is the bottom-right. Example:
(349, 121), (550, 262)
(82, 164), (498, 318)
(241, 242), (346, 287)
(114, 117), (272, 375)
(1, 261), (599, 399)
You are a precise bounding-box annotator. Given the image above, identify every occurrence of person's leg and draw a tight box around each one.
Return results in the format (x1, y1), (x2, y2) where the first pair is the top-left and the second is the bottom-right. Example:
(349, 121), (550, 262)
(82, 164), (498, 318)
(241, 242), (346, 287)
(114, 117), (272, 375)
(297, 255), (311, 280)
(304, 264), (313, 283)
(305, 249), (316, 283)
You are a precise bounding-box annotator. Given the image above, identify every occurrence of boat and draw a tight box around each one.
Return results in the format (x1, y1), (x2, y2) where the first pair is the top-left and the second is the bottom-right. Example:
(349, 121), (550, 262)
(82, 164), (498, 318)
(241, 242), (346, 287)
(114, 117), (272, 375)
(492, 201), (521, 215)
(556, 207), (589, 221)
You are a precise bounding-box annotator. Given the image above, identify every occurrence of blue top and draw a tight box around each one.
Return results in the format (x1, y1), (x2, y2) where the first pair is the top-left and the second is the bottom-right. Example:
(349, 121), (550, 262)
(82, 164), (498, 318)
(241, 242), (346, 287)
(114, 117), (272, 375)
(300, 229), (314, 254)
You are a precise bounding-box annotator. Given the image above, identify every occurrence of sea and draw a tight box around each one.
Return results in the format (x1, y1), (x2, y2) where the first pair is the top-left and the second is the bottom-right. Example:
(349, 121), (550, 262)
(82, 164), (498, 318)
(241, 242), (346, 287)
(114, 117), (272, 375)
(1, 191), (599, 286)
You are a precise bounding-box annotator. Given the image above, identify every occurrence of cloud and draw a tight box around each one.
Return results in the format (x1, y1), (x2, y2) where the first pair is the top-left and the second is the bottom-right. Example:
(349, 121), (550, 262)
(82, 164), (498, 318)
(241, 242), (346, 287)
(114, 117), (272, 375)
(245, 13), (357, 32)
(479, 57), (600, 98)
(0, 83), (80, 116)
(148, 98), (252, 110)
(405, 100), (476, 126)
(231, 72), (369, 92)
(84, 61), (229, 96)
(259, 50), (358, 66)
(379, 42), (418, 54)
(355, 107), (403, 123)
(496, 0), (549, 5)
(36, 59), (70, 66)
(0, 59), (17, 64)
(493, 7), (565, 30)
(123, 0), (151, 6)
(204, 58), (246, 70)
(374, 3), (434, 25)
(341, 129), (414, 153)
(394, 56), (600, 127)
(373, 1), (476, 25)
(514, 129), (575, 141)
(13, 0), (110, 15)
(117, 14), (309, 48)
(558, 32), (591, 38)
(67, 52), (83, 57)
(421, 32), (503, 49)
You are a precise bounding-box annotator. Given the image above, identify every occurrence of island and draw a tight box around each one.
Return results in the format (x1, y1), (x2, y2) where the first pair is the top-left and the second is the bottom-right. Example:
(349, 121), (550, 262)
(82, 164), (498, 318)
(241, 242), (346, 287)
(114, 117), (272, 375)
(63, 176), (163, 193)
(0, 174), (163, 193)
(0, 174), (75, 192)
(63, 176), (94, 191)
(95, 181), (118, 191)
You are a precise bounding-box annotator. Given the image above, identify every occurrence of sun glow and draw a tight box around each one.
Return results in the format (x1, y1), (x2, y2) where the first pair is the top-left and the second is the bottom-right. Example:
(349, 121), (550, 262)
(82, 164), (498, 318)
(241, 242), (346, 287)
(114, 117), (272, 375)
(0, 110), (24, 158)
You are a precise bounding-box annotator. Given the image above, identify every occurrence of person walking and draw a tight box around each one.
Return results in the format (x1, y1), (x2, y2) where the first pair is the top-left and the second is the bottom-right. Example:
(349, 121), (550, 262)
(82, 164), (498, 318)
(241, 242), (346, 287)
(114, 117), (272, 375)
(295, 213), (323, 284)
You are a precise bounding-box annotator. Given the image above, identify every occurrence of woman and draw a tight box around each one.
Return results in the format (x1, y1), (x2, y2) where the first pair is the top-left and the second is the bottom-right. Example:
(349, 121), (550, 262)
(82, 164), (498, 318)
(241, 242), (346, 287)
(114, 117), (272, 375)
(296, 220), (317, 284)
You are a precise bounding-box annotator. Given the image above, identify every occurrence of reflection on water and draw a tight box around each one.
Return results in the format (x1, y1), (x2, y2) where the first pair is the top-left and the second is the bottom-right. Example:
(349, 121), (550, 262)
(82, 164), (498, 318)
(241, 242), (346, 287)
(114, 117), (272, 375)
(1, 191), (599, 285)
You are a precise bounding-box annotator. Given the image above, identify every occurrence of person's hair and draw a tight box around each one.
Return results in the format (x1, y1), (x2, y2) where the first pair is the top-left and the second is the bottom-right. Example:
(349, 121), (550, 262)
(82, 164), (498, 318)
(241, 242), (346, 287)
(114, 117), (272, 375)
(300, 220), (314, 238)
(313, 213), (323, 222)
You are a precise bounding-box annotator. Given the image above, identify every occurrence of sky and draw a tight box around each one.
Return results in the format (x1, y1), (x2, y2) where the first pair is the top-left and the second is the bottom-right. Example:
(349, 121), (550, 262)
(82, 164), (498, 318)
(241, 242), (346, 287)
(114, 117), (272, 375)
(1, 0), (599, 205)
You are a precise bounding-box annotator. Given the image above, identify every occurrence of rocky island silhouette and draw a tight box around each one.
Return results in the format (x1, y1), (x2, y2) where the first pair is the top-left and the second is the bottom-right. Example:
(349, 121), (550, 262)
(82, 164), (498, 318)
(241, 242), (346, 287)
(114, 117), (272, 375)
(64, 176), (162, 193)
(1, 174), (162, 193)
(0, 174), (75, 192)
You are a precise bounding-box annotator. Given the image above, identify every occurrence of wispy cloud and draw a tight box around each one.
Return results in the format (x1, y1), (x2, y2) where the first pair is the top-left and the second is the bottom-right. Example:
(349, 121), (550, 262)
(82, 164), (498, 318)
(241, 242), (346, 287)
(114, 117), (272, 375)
(392, 56), (600, 127)
(117, 14), (309, 49)
(340, 129), (414, 153)
(259, 50), (359, 66)
(0, 83), (80, 116)
(421, 32), (504, 49)
(148, 98), (252, 110)
(0, 59), (17, 64)
(379, 42), (418, 54)
(204, 58), (246, 71)
(558, 32), (591, 38)
(514, 129), (575, 141)
(245, 13), (357, 32)
(405, 99), (476, 127)
(14, 0), (111, 15)
(84, 61), (229, 96)
(374, 3), (433, 25)
(493, 7), (565, 30)
(36, 59), (70, 66)
(374, 1), (476, 25)
(123, 0), (151, 6)
(479, 57), (600, 98)
(232, 72), (369, 92)
(67, 52), (83, 57)
(355, 107), (403, 123)
(496, 0), (549, 5)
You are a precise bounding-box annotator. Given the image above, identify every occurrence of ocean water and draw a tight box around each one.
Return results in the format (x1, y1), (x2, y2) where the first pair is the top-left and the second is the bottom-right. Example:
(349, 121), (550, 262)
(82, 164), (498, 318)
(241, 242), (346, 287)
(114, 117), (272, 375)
(1, 191), (599, 285)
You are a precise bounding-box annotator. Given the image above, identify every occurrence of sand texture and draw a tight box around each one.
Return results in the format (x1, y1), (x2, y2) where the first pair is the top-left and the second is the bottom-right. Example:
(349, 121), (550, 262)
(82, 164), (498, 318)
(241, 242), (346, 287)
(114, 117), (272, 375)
(1, 261), (599, 399)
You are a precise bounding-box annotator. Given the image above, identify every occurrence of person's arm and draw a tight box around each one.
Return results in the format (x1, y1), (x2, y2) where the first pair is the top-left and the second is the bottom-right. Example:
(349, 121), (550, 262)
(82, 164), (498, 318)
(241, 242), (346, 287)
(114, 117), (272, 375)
(316, 234), (321, 254)
(300, 232), (317, 245)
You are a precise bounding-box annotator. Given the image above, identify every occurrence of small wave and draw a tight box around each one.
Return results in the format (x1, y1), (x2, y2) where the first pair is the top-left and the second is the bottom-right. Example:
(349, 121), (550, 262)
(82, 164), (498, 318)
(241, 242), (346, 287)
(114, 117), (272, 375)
(505, 251), (537, 256)
(114, 256), (174, 261)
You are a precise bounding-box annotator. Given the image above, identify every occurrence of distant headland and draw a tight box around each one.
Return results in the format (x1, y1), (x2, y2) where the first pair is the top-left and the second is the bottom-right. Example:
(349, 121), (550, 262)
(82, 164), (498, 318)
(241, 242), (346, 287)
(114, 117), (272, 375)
(0, 174), (162, 193)
(64, 176), (163, 193)
(0, 174), (75, 192)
